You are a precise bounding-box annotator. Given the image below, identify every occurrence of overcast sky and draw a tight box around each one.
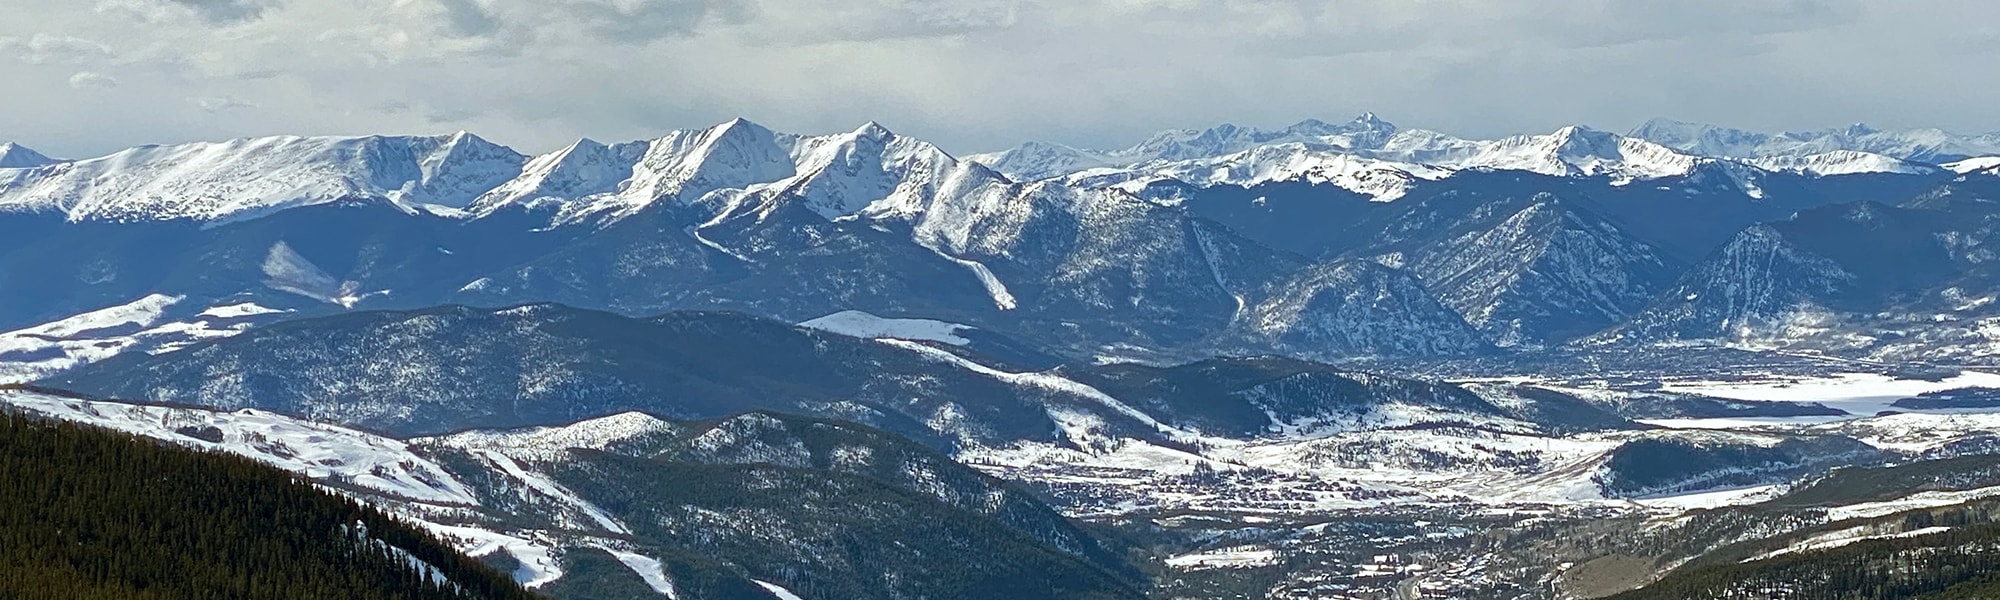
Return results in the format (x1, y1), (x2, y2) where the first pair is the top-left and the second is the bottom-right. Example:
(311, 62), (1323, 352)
(4, 0), (1998, 158)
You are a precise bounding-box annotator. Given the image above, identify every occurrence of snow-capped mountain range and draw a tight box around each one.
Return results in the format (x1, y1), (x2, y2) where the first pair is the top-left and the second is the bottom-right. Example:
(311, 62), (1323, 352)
(0, 132), (524, 223)
(970, 114), (1993, 188)
(1629, 118), (2000, 164)
(3, 114), (1999, 363)
(4, 114), (1991, 225)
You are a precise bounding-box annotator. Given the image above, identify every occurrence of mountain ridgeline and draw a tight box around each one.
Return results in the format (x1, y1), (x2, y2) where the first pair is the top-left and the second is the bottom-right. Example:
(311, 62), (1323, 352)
(4, 115), (1997, 367)
(40, 303), (1662, 446)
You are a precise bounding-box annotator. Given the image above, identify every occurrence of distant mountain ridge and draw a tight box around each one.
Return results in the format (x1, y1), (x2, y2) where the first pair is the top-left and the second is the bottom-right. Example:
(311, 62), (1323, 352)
(1629, 118), (2000, 164)
(4, 115), (1998, 362)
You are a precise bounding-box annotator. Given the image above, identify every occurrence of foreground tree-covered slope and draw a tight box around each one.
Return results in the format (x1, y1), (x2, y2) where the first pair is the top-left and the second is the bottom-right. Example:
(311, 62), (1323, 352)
(1608, 520), (2000, 600)
(1606, 457), (2000, 600)
(0, 410), (536, 600)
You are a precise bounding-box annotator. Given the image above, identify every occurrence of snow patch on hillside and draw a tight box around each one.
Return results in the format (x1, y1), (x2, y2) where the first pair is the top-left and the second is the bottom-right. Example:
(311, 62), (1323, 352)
(0, 295), (281, 383)
(475, 450), (630, 535)
(800, 310), (972, 345)
(416, 522), (564, 588)
(1746, 525), (1955, 563)
(755, 580), (807, 600)
(431, 412), (674, 461)
(597, 547), (678, 598)
(1825, 486), (2000, 521)
(1749, 150), (1933, 176)
(1946, 156), (2000, 174)
(1166, 546), (1281, 570)
(263, 242), (380, 307)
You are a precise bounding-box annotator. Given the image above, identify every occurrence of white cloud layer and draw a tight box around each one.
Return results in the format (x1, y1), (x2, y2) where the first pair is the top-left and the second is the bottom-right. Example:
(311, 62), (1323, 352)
(4, 0), (1998, 157)
(67, 71), (120, 89)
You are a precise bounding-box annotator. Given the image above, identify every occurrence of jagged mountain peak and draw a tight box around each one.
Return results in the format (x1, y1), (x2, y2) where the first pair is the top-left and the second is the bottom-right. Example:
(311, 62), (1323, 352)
(1307, 112), (1399, 146)
(467, 136), (645, 216)
(852, 120), (895, 139)
(1848, 123), (1885, 136)
(1285, 118), (1336, 132)
(407, 131), (529, 208)
(1130, 122), (1251, 161)
(1543, 125), (1627, 157)
(609, 118), (797, 213)
(0, 142), (58, 168)
(765, 123), (961, 219)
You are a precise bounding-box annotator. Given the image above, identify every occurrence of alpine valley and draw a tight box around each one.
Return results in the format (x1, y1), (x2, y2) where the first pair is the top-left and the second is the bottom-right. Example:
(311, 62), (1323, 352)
(8, 114), (2000, 599)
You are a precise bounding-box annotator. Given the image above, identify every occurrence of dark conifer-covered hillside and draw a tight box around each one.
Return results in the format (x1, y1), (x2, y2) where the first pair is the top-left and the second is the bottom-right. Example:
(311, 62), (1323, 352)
(1607, 520), (2000, 600)
(1606, 484), (2000, 600)
(0, 411), (538, 600)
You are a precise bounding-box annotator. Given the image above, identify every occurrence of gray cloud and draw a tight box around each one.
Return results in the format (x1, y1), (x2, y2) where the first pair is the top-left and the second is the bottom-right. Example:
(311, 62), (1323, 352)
(1, 34), (114, 65)
(189, 95), (256, 112)
(565, 0), (751, 43)
(165, 0), (273, 24)
(434, 0), (504, 38)
(5, 0), (2000, 158)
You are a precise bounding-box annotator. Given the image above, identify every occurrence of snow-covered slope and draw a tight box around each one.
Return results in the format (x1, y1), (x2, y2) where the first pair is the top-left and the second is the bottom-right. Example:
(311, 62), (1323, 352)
(1064, 142), (1451, 202)
(1370, 126), (1702, 183)
(0, 132), (526, 222)
(989, 117), (1991, 192)
(799, 310), (973, 345)
(1946, 156), (2000, 176)
(770, 121), (967, 220)
(3, 390), (481, 504)
(0, 294), (289, 383)
(467, 138), (649, 216)
(983, 117), (1717, 187)
(962, 141), (1115, 183)
(1748, 150), (1936, 176)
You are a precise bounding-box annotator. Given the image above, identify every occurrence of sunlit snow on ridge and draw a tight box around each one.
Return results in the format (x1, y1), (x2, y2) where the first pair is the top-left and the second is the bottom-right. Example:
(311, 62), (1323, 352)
(799, 310), (973, 345)
(0, 294), (288, 384)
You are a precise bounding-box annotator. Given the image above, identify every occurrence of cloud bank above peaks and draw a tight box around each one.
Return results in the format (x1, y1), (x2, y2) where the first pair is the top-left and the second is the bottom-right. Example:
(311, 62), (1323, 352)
(3, 0), (1997, 158)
